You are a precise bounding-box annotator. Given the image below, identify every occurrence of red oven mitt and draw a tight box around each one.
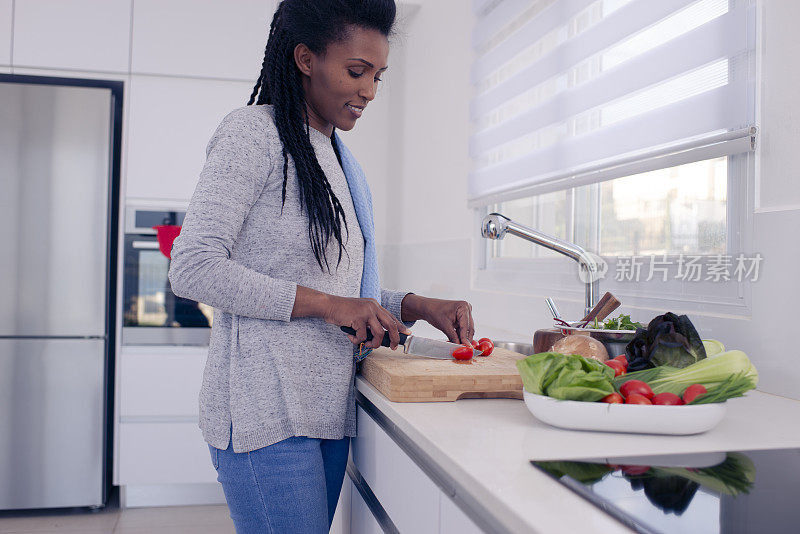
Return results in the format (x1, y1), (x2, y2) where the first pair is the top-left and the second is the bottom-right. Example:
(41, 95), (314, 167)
(152, 225), (182, 259)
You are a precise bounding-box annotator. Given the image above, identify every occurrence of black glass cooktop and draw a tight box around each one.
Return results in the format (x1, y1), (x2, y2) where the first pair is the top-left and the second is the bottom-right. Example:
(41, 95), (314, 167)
(532, 448), (800, 534)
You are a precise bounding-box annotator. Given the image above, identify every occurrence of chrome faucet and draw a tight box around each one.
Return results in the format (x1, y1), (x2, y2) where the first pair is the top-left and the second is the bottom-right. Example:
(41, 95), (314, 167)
(481, 212), (600, 316)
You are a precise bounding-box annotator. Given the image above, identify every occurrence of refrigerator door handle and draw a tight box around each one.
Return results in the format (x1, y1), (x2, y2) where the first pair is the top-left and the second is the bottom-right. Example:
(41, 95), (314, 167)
(132, 240), (160, 250)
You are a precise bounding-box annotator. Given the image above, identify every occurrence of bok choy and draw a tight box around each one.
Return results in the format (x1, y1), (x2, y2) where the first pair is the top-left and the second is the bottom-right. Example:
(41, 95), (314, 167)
(614, 350), (758, 402)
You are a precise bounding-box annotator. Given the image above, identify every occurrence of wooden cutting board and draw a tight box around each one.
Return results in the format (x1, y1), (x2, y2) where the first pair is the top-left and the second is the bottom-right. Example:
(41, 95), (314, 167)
(359, 345), (529, 402)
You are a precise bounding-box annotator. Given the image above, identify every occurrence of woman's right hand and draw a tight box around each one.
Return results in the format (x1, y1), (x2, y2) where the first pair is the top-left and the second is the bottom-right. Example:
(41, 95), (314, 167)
(323, 295), (409, 350)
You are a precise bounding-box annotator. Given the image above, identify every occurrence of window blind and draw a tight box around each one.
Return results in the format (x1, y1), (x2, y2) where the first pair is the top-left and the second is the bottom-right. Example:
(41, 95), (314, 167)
(468, 0), (756, 207)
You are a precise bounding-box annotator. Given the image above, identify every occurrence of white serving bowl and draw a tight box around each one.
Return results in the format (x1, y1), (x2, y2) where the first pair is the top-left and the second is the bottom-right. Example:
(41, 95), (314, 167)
(523, 390), (728, 435)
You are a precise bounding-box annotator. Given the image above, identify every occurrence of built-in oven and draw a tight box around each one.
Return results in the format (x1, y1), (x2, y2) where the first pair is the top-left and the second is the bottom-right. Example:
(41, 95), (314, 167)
(122, 206), (212, 345)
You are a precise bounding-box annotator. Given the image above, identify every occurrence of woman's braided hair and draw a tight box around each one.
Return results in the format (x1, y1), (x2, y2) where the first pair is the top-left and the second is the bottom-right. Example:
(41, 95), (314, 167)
(247, 0), (396, 272)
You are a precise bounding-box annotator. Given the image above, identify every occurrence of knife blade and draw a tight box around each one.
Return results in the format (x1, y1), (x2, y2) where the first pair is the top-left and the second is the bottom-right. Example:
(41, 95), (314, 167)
(404, 335), (482, 359)
(339, 326), (481, 359)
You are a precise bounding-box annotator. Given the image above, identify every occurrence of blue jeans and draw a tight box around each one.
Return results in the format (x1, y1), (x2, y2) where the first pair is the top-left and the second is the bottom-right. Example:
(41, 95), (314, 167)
(209, 435), (351, 534)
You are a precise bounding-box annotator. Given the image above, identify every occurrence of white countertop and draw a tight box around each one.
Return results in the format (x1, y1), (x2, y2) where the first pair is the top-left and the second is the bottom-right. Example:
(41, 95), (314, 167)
(355, 376), (800, 534)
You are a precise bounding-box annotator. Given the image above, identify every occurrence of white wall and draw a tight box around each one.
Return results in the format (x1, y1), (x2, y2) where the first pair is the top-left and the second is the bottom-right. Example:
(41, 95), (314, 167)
(377, 0), (800, 400)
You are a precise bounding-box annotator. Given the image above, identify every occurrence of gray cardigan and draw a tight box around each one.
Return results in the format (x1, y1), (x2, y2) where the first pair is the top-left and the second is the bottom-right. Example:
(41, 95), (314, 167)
(169, 104), (411, 452)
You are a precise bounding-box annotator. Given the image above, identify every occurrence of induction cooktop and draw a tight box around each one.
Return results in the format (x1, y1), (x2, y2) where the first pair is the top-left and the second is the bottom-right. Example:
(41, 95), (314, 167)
(531, 448), (800, 534)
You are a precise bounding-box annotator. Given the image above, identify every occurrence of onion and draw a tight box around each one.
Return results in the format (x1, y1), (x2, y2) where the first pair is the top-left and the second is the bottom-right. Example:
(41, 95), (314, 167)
(551, 335), (609, 362)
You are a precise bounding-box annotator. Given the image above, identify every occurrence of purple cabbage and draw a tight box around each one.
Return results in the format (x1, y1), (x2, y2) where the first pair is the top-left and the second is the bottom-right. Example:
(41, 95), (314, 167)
(625, 312), (707, 371)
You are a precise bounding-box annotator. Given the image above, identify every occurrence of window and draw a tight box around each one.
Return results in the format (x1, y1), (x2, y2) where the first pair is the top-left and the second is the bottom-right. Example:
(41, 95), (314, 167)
(471, 0), (757, 311)
(490, 156), (729, 259)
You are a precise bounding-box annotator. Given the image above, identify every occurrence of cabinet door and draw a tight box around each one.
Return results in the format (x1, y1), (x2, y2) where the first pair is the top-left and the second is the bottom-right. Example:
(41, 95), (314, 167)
(349, 478), (383, 534)
(131, 0), (275, 80)
(125, 75), (253, 201)
(440, 492), (485, 534)
(0, 0), (11, 66)
(330, 475), (351, 534)
(118, 422), (218, 485)
(352, 406), (440, 534)
(12, 0), (130, 72)
(119, 346), (208, 417)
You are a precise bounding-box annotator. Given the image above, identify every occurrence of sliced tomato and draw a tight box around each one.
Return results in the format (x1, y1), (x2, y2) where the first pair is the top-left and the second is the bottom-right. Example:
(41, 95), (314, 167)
(652, 392), (684, 405)
(600, 393), (624, 404)
(625, 393), (652, 405)
(604, 359), (626, 377)
(619, 379), (654, 400)
(682, 384), (708, 404)
(452, 345), (474, 360)
(476, 339), (494, 356)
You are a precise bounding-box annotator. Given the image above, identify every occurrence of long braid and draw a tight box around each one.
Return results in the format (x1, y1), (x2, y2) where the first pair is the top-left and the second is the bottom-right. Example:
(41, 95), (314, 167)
(247, 1), (353, 272)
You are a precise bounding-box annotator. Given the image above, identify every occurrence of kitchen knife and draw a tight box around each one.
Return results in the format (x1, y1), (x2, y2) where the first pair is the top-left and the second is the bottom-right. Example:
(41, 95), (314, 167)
(339, 326), (481, 359)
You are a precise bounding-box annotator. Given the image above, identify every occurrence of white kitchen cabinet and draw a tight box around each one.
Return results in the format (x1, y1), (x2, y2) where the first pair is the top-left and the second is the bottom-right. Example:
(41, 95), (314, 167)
(13, 0), (131, 72)
(330, 477), (352, 534)
(349, 478), (384, 534)
(440, 492), (484, 534)
(352, 405), (442, 533)
(115, 345), (221, 506)
(9, 65), (129, 83)
(131, 0), (274, 80)
(118, 422), (218, 485)
(119, 346), (207, 417)
(352, 403), (489, 533)
(0, 0), (11, 66)
(125, 74), (253, 202)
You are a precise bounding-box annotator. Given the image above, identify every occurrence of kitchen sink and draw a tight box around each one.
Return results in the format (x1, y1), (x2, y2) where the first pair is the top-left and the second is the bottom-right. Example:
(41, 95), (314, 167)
(493, 341), (534, 356)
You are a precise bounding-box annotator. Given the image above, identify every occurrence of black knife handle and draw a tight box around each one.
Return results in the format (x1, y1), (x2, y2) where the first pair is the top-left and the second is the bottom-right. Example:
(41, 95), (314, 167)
(340, 325), (408, 347)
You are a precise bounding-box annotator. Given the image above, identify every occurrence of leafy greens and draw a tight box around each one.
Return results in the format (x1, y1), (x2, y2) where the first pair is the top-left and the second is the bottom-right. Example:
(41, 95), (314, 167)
(650, 452), (755, 496)
(600, 313), (645, 331)
(614, 349), (758, 403)
(517, 352), (615, 401)
(625, 312), (707, 371)
(534, 461), (613, 484)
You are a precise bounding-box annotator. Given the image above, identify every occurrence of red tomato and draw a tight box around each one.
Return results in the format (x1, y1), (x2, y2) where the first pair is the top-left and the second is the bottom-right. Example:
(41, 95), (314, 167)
(619, 380), (654, 400)
(625, 393), (652, 405)
(652, 392), (684, 405)
(621, 465), (651, 476)
(476, 338), (494, 356)
(604, 359), (626, 377)
(682, 384), (708, 404)
(613, 354), (628, 371)
(600, 393), (624, 404)
(470, 339), (480, 348)
(452, 345), (474, 360)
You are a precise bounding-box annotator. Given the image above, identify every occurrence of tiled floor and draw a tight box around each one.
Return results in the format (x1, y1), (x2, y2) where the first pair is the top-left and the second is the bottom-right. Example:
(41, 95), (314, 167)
(0, 491), (234, 534)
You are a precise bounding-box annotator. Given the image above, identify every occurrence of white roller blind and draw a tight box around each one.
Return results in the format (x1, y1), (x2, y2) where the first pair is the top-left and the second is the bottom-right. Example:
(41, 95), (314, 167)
(468, 0), (756, 207)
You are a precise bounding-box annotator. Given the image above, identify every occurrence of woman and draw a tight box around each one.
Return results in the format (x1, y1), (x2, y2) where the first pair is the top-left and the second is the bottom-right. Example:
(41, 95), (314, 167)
(168, 0), (475, 532)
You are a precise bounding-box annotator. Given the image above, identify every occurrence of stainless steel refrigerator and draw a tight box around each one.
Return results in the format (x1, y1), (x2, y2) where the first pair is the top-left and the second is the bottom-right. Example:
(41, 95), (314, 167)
(0, 75), (121, 509)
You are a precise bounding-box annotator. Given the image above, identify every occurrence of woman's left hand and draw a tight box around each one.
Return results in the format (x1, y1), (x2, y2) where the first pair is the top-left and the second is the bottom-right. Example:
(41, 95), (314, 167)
(404, 295), (475, 345)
